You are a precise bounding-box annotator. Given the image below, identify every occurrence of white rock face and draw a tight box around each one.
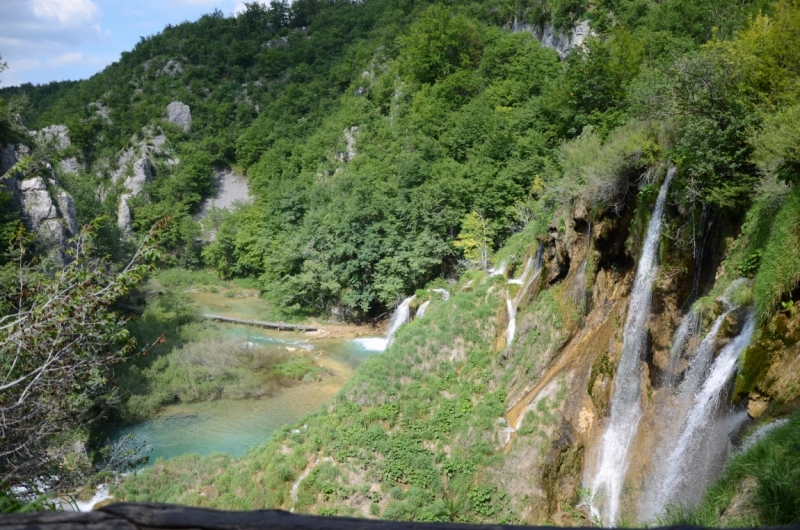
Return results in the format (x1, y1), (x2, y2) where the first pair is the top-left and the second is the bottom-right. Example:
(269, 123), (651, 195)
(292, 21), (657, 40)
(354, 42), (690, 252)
(88, 102), (112, 123)
(38, 125), (71, 151)
(161, 60), (184, 77)
(196, 169), (252, 241)
(60, 157), (80, 174)
(9, 174), (79, 264)
(117, 195), (134, 235)
(124, 158), (153, 196)
(512, 19), (593, 59)
(55, 190), (80, 236)
(167, 101), (192, 132)
(1, 144), (30, 175)
(117, 158), (153, 235)
(18, 177), (57, 226)
(336, 126), (359, 163)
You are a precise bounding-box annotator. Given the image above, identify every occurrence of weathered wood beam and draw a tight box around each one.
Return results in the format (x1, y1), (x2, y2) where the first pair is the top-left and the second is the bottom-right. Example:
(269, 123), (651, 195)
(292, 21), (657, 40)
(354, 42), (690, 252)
(1, 503), (791, 530)
(202, 314), (318, 332)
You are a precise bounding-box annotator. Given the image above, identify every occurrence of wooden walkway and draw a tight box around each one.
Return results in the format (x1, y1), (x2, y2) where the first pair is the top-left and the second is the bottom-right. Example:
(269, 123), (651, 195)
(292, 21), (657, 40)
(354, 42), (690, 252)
(202, 313), (318, 332)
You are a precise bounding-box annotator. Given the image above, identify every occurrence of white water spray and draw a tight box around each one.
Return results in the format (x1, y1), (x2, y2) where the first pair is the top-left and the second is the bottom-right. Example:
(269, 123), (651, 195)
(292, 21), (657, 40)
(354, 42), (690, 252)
(505, 244), (544, 346)
(587, 168), (675, 524)
(386, 295), (415, 347)
(416, 301), (430, 318)
(654, 314), (756, 511)
(432, 288), (451, 301)
(506, 290), (516, 346)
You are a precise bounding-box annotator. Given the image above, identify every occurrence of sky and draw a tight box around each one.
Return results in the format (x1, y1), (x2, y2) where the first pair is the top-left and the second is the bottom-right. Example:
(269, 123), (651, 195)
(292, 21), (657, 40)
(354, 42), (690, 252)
(0, 0), (258, 88)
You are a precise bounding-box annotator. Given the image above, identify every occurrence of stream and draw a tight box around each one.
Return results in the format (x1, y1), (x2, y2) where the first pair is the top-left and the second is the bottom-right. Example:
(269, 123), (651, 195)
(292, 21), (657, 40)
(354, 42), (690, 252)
(106, 292), (384, 465)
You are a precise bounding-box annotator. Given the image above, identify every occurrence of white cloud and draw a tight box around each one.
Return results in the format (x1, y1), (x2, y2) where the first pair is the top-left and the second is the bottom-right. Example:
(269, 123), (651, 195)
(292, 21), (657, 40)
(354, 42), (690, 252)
(46, 52), (101, 67)
(31, 0), (98, 25)
(7, 59), (44, 73)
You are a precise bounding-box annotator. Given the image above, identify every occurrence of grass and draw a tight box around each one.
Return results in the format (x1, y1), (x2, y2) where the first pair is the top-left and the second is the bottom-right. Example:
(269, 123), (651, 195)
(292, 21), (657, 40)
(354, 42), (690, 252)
(117, 287), (322, 421)
(754, 184), (800, 322)
(657, 411), (800, 527)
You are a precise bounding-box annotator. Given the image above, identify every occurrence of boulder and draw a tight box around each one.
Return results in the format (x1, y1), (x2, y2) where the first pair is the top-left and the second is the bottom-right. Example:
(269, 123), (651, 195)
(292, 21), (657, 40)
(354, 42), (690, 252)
(167, 101), (192, 132)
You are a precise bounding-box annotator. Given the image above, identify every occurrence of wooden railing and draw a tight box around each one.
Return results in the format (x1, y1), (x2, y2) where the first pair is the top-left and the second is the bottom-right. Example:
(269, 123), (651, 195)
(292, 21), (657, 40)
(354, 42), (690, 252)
(2, 503), (792, 530)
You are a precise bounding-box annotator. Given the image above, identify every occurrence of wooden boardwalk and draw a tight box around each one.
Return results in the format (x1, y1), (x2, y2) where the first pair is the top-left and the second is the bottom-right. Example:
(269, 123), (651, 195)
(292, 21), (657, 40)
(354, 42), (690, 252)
(202, 313), (318, 332)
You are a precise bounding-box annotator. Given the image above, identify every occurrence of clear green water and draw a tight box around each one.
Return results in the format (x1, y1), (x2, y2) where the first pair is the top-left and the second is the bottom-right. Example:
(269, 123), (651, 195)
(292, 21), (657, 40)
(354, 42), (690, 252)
(107, 324), (381, 464)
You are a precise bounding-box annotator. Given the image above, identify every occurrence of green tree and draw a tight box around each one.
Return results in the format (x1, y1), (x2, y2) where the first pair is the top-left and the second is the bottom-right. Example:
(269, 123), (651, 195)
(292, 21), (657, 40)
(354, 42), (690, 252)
(401, 5), (483, 85)
(453, 211), (495, 271)
(0, 221), (161, 490)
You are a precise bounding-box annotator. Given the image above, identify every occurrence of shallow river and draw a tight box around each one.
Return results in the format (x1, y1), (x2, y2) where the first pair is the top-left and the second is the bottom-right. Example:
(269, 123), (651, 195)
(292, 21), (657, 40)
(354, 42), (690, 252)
(107, 322), (382, 464)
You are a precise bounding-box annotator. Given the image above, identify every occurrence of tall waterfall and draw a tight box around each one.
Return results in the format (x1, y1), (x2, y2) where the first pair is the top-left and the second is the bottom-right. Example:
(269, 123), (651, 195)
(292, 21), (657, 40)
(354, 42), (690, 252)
(586, 168), (675, 524)
(650, 313), (756, 514)
(386, 295), (415, 346)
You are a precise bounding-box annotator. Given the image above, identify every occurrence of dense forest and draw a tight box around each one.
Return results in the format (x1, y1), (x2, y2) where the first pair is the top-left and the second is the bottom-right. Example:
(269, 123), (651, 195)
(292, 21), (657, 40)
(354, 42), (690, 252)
(1, 0), (800, 524)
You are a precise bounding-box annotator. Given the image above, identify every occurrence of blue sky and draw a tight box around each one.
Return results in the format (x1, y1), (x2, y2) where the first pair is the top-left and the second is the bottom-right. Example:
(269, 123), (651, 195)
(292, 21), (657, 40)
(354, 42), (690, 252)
(0, 0), (258, 88)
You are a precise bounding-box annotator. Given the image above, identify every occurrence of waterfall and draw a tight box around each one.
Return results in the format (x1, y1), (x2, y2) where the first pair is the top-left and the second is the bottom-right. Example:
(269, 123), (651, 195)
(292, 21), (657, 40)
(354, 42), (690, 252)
(488, 261), (507, 277)
(506, 290), (516, 346)
(505, 244), (544, 346)
(432, 288), (451, 301)
(416, 301), (430, 318)
(508, 258), (534, 285)
(666, 309), (701, 385)
(359, 295), (417, 351)
(653, 314), (756, 512)
(386, 295), (415, 347)
(587, 168), (674, 524)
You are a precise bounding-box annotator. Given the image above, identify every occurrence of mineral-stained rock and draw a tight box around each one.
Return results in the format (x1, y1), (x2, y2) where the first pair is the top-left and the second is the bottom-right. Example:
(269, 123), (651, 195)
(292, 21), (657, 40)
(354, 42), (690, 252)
(167, 101), (192, 132)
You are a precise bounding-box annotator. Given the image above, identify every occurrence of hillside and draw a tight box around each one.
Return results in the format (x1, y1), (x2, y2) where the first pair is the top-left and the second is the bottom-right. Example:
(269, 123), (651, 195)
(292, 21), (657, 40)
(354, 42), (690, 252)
(2, 0), (800, 525)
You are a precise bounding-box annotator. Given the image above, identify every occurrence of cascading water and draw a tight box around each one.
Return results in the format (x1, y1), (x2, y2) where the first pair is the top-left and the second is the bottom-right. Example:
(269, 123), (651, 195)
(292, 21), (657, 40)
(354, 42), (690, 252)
(586, 168), (675, 525)
(416, 301), (431, 318)
(432, 288), (451, 301)
(508, 258), (534, 285)
(385, 295), (415, 347)
(505, 244), (544, 346)
(651, 314), (756, 514)
(489, 261), (507, 277)
(506, 291), (516, 346)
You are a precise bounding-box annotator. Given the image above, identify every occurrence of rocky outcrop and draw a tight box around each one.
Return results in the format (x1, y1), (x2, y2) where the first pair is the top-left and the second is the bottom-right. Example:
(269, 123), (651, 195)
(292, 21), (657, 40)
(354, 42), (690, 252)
(37, 125), (71, 151)
(161, 60), (184, 77)
(512, 20), (593, 59)
(336, 127), (359, 163)
(60, 157), (80, 174)
(117, 158), (153, 235)
(167, 101), (192, 132)
(2, 158), (80, 265)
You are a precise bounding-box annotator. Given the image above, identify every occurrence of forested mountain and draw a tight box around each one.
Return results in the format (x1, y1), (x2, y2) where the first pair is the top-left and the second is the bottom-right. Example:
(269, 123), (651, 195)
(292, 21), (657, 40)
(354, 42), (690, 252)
(2, 0), (800, 524)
